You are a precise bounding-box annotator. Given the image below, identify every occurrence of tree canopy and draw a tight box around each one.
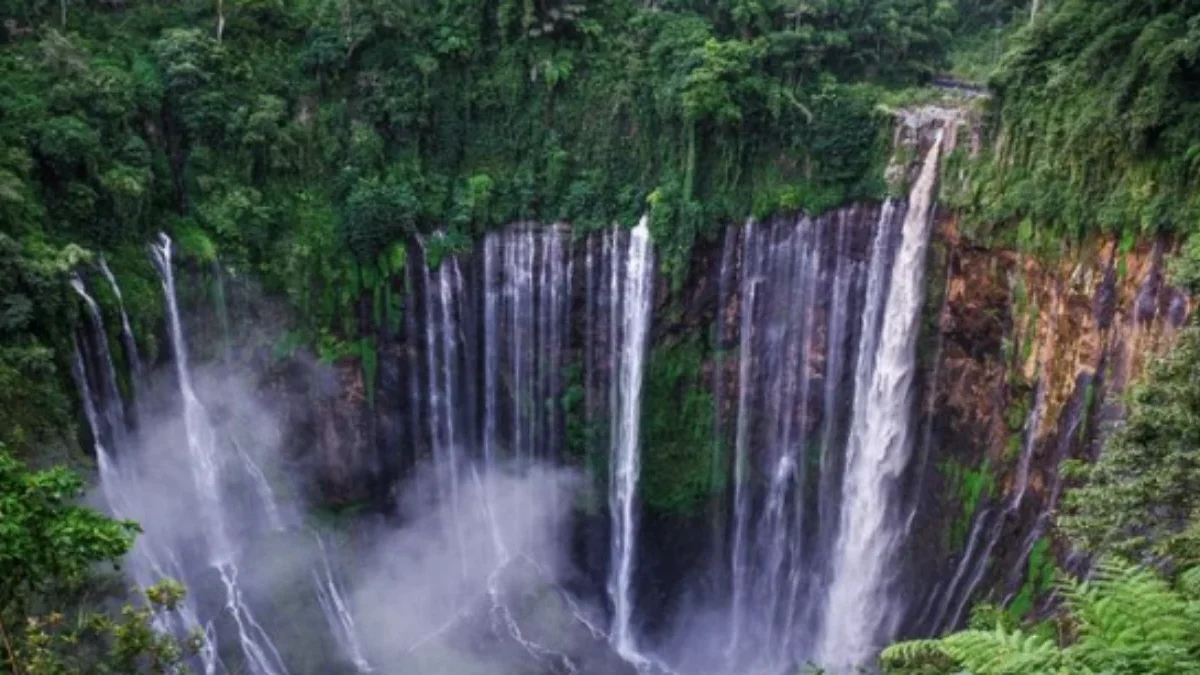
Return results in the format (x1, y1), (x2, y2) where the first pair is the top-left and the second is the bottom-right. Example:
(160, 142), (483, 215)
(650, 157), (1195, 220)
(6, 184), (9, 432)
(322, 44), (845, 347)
(0, 0), (988, 462)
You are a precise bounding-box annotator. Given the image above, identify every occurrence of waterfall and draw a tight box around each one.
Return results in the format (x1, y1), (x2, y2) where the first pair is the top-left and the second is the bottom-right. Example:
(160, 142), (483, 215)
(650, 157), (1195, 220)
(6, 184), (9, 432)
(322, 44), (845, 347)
(98, 256), (143, 399)
(313, 532), (372, 672)
(719, 203), (902, 672)
(933, 290), (1058, 632)
(409, 226), (574, 637)
(71, 274), (129, 451)
(149, 234), (290, 675)
(603, 218), (655, 665)
(70, 274), (221, 675)
(997, 371), (1089, 607)
(77, 239), (371, 674)
(481, 226), (572, 533)
(819, 132), (943, 668)
(416, 241), (470, 585)
(63, 161), (979, 672)
(70, 337), (121, 514)
(725, 219), (757, 661)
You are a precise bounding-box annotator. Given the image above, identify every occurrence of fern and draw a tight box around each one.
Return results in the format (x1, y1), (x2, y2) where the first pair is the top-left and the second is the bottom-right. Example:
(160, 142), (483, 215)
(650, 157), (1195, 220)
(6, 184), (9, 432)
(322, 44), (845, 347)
(879, 638), (957, 670)
(883, 559), (1200, 674)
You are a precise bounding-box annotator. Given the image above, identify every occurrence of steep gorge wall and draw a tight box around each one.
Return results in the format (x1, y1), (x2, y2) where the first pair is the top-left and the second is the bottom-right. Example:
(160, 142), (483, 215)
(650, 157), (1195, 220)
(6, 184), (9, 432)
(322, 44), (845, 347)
(908, 220), (1191, 629)
(280, 207), (1191, 636)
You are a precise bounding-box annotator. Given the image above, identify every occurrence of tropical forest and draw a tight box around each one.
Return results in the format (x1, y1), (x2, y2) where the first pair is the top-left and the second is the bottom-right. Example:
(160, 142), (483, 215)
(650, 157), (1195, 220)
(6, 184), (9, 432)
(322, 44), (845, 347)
(3, 0), (1200, 672)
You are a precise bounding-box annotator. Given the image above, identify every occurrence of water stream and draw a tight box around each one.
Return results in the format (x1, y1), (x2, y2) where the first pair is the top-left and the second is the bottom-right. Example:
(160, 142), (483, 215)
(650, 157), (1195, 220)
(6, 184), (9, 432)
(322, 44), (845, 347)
(63, 128), (984, 674)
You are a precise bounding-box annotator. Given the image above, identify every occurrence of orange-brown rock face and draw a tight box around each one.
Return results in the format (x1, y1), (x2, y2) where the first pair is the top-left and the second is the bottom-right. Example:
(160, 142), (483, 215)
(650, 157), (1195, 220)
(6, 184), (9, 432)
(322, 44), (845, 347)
(934, 216), (1190, 480)
(914, 213), (1192, 625)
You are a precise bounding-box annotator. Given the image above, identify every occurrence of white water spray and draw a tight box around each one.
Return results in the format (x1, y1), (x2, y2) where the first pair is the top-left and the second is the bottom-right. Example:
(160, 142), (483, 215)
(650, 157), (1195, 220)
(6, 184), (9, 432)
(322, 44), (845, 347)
(820, 133), (943, 668)
(313, 532), (372, 672)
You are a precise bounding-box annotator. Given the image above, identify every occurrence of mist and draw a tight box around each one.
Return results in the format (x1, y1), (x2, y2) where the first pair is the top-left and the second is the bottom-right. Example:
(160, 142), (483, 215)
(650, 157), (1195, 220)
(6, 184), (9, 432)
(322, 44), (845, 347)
(352, 463), (625, 674)
(90, 350), (635, 675)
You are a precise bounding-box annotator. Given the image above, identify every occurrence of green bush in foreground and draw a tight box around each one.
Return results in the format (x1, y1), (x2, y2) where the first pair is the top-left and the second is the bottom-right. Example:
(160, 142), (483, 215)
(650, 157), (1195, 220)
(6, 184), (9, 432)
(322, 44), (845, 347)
(0, 446), (198, 673)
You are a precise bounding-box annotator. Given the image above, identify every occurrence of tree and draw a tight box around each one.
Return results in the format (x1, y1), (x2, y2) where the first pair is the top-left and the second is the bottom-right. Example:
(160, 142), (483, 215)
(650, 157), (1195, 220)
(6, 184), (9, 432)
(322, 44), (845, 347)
(1059, 325), (1200, 563)
(0, 446), (197, 673)
(0, 448), (135, 615)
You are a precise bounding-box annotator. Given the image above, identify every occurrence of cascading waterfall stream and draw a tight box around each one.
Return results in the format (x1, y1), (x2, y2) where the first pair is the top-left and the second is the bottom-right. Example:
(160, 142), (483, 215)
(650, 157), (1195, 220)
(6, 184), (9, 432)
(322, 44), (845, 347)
(1001, 382), (1087, 604)
(404, 227), (585, 670)
(78, 240), (371, 674)
(70, 342), (118, 506)
(819, 132), (943, 668)
(725, 219), (759, 661)
(481, 226), (572, 537)
(931, 284), (1061, 634)
(70, 273), (221, 675)
(313, 532), (372, 672)
(718, 202), (903, 672)
(937, 376), (1045, 632)
(150, 233), (289, 675)
(70, 275), (128, 450)
(605, 218), (655, 667)
(98, 256), (144, 402)
(416, 239), (470, 587)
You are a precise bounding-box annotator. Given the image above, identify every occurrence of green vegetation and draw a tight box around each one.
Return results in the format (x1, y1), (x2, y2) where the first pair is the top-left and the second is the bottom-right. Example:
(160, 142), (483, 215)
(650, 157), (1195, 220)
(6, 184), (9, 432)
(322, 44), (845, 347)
(0, 445), (197, 673)
(883, 558), (1200, 674)
(1004, 536), (1053, 621)
(947, 0), (1200, 251)
(941, 458), (994, 552)
(641, 338), (719, 514)
(0, 0), (1006, 457)
(0, 236), (88, 460)
(1060, 325), (1200, 562)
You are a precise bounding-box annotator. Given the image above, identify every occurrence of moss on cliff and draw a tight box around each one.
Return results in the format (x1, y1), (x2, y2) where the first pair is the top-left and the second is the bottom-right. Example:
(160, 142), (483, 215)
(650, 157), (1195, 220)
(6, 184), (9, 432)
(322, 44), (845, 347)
(640, 338), (720, 515)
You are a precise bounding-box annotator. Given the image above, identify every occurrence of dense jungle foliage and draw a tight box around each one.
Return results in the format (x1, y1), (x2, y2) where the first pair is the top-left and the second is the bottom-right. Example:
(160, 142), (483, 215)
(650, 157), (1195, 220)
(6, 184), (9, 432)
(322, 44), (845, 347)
(947, 0), (1200, 249)
(0, 0), (1030, 461)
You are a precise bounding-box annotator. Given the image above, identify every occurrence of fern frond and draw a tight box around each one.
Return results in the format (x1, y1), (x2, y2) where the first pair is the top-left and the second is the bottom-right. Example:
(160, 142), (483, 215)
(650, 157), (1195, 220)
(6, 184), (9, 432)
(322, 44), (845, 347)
(879, 638), (954, 668)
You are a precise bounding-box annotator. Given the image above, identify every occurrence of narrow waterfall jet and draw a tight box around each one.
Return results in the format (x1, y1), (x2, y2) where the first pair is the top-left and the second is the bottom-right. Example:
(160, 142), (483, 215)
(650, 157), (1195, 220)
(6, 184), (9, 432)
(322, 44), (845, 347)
(605, 217), (655, 667)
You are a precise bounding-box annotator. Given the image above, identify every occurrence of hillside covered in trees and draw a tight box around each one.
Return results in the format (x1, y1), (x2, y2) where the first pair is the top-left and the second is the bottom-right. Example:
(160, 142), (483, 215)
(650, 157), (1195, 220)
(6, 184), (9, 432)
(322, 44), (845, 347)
(2, 0), (1022, 460)
(4, 0), (1200, 673)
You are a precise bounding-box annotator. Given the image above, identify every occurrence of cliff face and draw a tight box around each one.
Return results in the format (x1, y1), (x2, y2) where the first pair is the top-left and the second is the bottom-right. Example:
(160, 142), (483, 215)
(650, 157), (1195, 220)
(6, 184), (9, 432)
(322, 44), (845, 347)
(933, 222), (1190, 468)
(284, 205), (1190, 633)
(909, 218), (1191, 628)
